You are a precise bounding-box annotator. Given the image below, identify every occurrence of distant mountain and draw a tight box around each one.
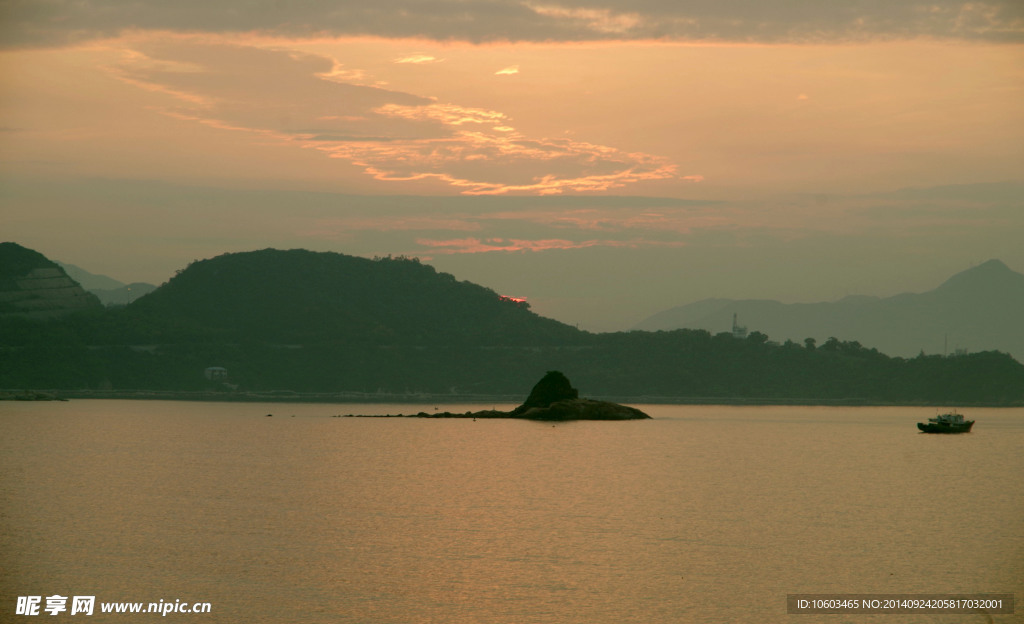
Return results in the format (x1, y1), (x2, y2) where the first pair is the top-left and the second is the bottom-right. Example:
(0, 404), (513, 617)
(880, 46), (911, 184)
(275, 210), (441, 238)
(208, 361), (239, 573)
(634, 259), (1024, 361)
(3, 245), (1023, 403)
(126, 248), (585, 346)
(57, 262), (157, 306)
(58, 262), (125, 290)
(0, 242), (103, 318)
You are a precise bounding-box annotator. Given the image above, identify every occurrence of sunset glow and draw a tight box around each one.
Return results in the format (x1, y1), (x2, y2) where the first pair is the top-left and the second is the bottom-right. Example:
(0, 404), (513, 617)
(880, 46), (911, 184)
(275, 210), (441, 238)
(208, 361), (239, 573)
(1, 2), (1021, 330)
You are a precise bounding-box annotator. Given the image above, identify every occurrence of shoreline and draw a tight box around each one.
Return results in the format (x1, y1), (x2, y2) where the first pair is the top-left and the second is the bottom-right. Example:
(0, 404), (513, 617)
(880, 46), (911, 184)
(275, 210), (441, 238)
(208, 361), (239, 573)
(4, 389), (1023, 407)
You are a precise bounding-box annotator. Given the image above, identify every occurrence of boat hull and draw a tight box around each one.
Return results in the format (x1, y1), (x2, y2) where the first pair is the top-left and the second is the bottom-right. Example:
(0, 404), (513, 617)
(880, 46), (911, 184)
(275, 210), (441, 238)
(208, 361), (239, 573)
(917, 421), (974, 434)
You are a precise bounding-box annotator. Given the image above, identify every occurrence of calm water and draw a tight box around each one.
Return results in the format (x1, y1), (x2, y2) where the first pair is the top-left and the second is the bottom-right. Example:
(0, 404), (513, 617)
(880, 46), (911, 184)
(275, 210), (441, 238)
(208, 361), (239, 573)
(1, 401), (1021, 623)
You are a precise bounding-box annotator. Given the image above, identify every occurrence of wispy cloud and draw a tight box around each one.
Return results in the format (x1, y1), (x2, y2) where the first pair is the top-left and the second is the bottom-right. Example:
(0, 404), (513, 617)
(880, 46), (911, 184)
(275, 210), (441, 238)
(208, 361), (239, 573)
(298, 215), (482, 242)
(109, 37), (691, 196)
(376, 102), (509, 126)
(415, 236), (687, 254)
(315, 61), (375, 86)
(478, 206), (726, 233)
(527, 5), (644, 35)
(292, 197), (732, 256)
(394, 54), (443, 64)
(316, 135), (683, 195)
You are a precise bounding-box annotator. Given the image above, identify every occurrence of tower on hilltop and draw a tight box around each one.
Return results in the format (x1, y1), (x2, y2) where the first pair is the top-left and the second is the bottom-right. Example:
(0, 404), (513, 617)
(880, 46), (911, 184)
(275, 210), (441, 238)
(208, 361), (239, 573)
(732, 312), (748, 339)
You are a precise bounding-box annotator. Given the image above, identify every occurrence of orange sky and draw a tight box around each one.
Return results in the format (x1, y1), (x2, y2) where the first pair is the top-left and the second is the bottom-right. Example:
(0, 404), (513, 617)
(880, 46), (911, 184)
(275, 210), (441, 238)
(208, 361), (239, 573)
(2, 4), (1023, 331)
(3, 34), (1020, 198)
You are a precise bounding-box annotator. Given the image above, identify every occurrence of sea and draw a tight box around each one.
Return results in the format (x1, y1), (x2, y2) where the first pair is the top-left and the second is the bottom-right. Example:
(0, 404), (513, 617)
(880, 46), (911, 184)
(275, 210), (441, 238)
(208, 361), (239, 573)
(1, 400), (1021, 623)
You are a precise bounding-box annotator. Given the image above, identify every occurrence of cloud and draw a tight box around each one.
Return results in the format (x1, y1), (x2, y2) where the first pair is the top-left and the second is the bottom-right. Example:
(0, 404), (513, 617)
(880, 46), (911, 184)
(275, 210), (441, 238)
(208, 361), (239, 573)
(294, 195), (731, 257)
(112, 41), (429, 121)
(298, 216), (483, 243)
(527, 5), (643, 35)
(495, 65), (520, 75)
(3, 0), (1022, 48)
(394, 54), (442, 64)
(376, 102), (510, 126)
(477, 205), (727, 233)
(414, 236), (686, 254)
(108, 38), (689, 195)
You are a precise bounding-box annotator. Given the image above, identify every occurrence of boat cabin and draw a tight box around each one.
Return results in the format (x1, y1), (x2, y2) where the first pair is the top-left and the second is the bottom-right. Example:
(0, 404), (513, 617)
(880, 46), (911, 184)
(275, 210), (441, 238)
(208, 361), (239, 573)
(930, 412), (965, 424)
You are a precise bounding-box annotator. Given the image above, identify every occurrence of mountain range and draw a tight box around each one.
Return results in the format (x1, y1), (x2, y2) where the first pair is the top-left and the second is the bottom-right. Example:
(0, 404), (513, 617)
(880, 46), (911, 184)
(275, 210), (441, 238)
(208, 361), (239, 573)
(58, 262), (156, 306)
(2, 242), (1023, 404)
(634, 259), (1024, 362)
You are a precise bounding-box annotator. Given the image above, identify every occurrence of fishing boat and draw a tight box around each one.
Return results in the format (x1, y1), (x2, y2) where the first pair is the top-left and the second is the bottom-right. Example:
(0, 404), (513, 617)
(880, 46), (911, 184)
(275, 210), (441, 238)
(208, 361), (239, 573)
(917, 411), (974, 434)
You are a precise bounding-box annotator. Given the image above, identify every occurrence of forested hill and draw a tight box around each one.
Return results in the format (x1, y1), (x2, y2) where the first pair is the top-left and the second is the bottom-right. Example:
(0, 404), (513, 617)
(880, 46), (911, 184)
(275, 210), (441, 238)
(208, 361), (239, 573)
(0, 242), (58, 278)
(2, 245), (1024, 404)
(0, 242), (103, 318)
(124, 249), (585, 346)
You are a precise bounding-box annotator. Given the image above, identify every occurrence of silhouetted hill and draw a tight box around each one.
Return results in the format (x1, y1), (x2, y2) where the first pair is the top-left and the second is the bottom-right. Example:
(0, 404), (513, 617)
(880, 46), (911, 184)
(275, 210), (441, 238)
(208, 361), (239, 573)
(0, 242), (103, 318)
(126, 249), (585, 346)
(2, 244), (1023, 404)
(2, 242), (58, 278)
(634, 260), (1024, 361)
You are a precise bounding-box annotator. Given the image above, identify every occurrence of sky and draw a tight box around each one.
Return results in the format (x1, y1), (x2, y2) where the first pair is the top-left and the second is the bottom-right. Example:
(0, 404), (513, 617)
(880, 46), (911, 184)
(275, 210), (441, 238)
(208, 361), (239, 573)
(1, 0), (1023, 331)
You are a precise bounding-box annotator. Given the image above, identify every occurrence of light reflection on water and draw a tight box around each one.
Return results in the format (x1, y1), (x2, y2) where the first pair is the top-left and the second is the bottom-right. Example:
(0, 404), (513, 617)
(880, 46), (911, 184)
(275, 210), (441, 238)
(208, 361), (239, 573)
(2, 401), (1022, 623)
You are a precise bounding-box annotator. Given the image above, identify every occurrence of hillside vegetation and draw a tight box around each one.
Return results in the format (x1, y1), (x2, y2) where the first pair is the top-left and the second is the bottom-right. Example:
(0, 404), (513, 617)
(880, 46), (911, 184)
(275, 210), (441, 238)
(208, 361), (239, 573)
(0, 242), (103, 318)
(2, 246), (1023, 405)
(125, 249), (583, 346)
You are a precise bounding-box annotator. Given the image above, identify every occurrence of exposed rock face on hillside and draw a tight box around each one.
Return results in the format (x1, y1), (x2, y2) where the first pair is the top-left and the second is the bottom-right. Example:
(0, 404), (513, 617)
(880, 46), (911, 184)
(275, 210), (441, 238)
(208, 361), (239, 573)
(0, 243), (103, 318)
